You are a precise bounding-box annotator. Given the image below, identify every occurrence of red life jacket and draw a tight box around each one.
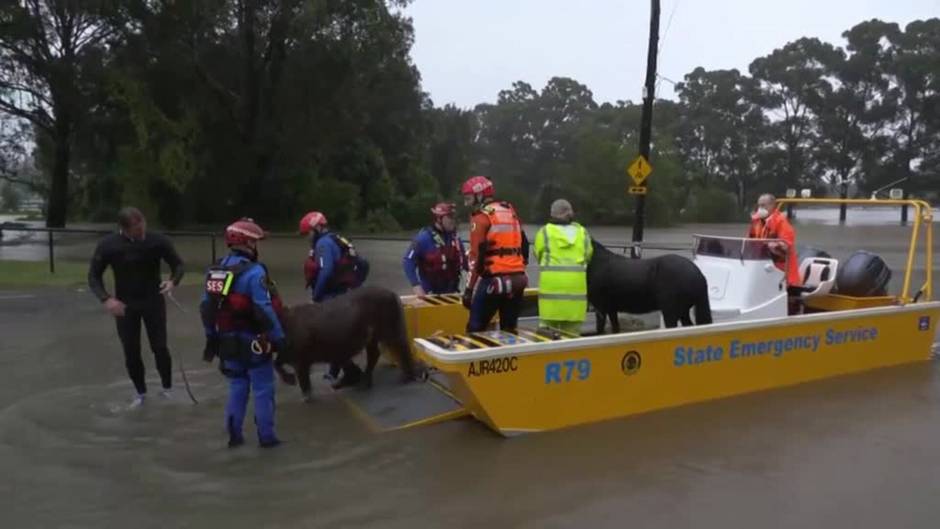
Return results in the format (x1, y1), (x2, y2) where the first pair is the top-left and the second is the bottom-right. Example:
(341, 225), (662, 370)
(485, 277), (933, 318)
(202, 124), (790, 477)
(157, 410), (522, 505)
(417, 227), (463, 286)
(205, 260), (285, 335)
(303, 233), (363, 290)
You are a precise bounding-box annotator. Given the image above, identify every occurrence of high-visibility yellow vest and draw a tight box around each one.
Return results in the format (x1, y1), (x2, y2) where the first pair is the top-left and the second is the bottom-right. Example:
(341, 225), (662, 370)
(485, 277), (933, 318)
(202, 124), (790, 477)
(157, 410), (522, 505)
(534, 222), (592, 322)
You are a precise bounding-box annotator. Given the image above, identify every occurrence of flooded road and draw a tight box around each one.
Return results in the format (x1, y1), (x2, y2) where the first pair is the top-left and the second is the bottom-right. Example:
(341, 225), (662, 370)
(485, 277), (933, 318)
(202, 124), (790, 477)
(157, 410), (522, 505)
(1, 212), (939, 528)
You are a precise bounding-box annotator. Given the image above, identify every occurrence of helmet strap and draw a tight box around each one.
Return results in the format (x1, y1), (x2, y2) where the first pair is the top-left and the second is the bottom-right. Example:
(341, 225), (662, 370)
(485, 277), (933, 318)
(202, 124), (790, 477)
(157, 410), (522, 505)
(232, 243), (258, 260)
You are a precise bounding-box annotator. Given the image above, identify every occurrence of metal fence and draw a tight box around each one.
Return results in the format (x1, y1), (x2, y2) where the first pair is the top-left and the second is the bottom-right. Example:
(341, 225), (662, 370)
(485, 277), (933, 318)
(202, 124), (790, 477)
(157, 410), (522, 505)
(0, 222), (691, 275)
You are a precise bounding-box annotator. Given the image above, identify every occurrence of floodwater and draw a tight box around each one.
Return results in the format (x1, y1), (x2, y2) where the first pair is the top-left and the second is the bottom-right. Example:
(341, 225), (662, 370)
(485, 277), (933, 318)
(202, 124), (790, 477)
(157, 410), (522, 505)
(1, 209), (939, 528)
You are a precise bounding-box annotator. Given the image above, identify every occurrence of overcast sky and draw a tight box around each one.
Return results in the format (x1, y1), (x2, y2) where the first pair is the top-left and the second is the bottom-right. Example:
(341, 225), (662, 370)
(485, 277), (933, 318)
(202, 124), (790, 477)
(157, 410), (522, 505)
(403, 0), (939, 108)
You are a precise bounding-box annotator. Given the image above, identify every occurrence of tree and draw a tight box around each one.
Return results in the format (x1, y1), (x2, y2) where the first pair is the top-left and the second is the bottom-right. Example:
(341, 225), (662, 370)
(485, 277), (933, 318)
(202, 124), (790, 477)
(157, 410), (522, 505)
(427, 104), (475, 199)
(676, 67), (768, 207)
(750, 38), (839, 192)
(879, 19), (940, 196)
(1, 181), (20, 210)
(0, 0), (115, 226)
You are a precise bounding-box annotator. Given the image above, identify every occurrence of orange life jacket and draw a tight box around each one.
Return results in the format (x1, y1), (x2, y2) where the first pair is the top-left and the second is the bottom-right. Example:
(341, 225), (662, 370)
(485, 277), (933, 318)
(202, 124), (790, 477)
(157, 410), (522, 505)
(481, 201), (526, 275)
(747, 209), (801, 286)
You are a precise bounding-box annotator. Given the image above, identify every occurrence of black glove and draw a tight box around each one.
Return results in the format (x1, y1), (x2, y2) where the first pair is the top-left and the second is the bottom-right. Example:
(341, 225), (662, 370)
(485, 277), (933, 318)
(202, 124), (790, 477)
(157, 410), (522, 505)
(272, 337), (290, 362)
(203, 336), (219, 363)
(461, 287), (472, 309)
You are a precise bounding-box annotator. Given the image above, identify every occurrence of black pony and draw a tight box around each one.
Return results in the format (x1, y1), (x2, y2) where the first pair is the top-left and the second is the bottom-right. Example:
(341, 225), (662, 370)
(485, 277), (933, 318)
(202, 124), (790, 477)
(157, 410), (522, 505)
(586, 241), (712, 333)
(275, 286), (418, 399)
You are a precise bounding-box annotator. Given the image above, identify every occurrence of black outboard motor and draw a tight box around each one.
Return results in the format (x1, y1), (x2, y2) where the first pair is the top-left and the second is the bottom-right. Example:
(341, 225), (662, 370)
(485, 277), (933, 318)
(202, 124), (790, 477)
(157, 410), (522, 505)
(835, 250), (892, 297)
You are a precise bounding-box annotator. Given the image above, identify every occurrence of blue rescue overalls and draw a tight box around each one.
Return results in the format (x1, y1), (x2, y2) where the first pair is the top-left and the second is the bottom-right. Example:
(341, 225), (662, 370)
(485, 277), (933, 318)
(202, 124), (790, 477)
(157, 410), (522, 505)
(201, 252), (286, 447)
(402, 226), (467, 294)
(304, 232), (369, 384)
(307, 232), (368, 303)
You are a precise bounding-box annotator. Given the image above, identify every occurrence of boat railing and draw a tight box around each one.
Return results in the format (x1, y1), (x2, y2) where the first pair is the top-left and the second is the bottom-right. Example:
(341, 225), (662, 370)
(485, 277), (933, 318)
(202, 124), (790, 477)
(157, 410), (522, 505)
(776, 198), (933, 303)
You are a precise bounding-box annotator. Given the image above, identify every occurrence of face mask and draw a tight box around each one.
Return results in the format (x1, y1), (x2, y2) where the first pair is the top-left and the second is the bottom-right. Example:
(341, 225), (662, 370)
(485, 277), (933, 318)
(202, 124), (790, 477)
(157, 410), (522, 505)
(756, 207), (770, 219)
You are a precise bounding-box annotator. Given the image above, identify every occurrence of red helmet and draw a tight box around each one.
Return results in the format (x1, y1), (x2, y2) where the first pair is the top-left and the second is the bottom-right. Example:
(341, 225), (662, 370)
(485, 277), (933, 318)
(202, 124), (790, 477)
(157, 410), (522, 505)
(225, 218), (266, 247)
(298, 211), (327, 235)
(430, 202), (456, 218)
(460, 176), (494, 197)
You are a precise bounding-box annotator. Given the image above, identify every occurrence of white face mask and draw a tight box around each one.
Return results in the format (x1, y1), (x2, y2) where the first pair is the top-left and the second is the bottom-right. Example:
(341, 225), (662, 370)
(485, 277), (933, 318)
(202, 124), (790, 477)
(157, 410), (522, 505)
(756, 207), (770, 219)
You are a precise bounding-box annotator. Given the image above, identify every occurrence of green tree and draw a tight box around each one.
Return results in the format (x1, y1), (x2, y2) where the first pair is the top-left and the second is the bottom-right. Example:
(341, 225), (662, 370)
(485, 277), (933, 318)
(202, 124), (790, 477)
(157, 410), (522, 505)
(1, 182), (20, 211)
(0, 0), (115, 226)
(676, 67), (768, 207)
(750, 38), (837, 192)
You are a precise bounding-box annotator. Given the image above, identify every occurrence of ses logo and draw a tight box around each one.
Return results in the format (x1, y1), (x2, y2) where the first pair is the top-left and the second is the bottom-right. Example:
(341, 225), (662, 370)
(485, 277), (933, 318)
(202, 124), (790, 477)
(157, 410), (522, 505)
(621, 351), (642, 375)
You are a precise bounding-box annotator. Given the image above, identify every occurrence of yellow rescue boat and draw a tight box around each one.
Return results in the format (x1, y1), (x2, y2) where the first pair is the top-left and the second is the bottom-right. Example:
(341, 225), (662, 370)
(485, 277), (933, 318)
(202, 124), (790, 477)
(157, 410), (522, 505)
(405, 198), (939, 436)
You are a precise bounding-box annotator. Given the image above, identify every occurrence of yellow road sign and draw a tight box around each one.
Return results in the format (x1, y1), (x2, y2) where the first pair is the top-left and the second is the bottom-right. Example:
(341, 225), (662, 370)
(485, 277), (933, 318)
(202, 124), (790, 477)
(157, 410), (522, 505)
(627, 155), (652, 186)
(628, 186), (647, 195)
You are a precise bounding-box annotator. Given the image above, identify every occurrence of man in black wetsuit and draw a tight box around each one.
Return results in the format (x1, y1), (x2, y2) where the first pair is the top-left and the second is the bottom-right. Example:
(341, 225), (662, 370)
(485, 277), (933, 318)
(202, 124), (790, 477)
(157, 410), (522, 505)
(88, 207), (185, 407)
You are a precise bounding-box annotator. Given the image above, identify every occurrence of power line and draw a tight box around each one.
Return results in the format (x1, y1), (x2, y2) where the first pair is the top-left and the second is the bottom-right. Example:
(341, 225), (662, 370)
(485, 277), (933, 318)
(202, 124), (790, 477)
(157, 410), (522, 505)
(654, 0), (681, 94)
(657, 0), (682, 57)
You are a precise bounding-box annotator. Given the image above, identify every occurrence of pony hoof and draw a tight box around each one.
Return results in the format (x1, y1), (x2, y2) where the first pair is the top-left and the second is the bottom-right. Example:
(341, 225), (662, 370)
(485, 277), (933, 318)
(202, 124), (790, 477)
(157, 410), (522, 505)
(302, 391), (313, 403)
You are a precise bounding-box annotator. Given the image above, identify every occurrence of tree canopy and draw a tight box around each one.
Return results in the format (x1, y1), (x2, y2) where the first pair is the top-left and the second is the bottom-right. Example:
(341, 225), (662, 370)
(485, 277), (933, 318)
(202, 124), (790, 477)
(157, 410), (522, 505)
(1, 5), (937, 228)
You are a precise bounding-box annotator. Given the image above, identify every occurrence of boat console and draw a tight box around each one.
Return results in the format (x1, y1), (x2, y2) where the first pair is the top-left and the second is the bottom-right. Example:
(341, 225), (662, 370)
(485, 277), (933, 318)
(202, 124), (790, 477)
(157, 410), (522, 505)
(692, 235), (789, 323)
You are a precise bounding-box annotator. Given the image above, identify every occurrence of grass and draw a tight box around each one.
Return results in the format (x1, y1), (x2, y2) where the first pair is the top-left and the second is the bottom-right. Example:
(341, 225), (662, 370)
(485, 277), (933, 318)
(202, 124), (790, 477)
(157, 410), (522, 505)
(0, 259), (204, 289)
(0, 260), (90, 288)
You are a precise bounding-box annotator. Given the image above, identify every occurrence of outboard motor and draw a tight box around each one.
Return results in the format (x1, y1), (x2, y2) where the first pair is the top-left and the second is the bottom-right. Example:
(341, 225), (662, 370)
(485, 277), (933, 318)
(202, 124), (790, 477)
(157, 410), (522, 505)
(835, 250), (892, 297)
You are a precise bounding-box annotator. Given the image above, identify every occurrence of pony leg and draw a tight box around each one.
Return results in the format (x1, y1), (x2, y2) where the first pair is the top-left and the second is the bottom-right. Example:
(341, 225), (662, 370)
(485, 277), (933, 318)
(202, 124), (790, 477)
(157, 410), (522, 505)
(661, 311), (680, 328)
(679, 310), (694, 327)
(595, 311), (607, 335)
(608, 311), (621, 334)
(363, 340), (381, 389)
(296, 362), (313, 402)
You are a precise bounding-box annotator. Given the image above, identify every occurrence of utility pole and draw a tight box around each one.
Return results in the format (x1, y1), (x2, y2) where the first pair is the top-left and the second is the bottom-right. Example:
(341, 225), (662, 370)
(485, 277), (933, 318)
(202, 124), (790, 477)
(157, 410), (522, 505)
(629, 0), (661, 259)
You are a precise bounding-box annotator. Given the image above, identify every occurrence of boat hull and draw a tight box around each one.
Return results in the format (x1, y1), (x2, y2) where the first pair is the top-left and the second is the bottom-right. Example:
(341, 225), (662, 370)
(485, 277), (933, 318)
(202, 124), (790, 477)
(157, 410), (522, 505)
(415, 302), (940, 436)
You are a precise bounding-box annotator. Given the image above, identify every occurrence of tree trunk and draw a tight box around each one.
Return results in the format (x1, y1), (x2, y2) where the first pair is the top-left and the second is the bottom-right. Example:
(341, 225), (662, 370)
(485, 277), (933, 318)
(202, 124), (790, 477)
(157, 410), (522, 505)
(46, 117), (72, 228)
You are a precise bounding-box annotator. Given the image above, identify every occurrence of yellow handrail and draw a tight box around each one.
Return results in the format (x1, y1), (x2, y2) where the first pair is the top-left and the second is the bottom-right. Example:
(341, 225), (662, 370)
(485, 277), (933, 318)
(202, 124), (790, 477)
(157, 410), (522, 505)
(775, 197), (934, 303)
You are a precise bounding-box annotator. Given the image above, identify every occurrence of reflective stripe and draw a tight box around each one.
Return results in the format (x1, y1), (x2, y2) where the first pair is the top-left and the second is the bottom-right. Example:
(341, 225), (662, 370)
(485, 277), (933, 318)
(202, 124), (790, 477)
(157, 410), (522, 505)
(539, 293), (586, 301)
(488, 224), (517, 233)
(541, 265), (586, 272)
(540, 227), (550, 266)
(222, 271), (235, 296)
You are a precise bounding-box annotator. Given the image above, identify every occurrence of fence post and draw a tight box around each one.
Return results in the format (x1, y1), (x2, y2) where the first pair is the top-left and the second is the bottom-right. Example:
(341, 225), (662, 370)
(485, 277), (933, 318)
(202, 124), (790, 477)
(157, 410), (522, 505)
(48, 229), (55, 274)
(210, 234), (217, 264)
(901, 191), (908, 226)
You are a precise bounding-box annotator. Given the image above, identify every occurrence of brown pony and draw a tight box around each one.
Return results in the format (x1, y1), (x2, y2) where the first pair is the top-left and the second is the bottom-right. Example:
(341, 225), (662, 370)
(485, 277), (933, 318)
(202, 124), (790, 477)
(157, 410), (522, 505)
(274, 286), (418, 400)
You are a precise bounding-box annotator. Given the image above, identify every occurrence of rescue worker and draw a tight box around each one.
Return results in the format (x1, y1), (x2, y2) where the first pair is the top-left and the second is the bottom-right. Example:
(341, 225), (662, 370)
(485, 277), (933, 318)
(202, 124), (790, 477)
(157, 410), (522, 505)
(402, 202), (467, 296)
(460, 176), (530, 333)
(534, 199), (593, 336)
(747, 193), (801, 287)
(200, 218), (288, 448)
(298, 211), (368, 387)
(88, 206), (184, 407)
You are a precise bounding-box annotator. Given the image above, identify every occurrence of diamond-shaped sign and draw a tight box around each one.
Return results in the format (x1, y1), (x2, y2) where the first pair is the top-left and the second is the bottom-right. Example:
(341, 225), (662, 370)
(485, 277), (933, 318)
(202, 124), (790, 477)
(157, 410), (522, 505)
(627, 155), (653, 186)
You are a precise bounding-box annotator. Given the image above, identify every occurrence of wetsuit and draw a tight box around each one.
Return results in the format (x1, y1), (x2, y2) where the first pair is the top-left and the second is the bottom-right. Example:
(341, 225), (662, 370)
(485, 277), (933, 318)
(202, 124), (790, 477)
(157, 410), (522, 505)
(88, 232), (184, 395)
